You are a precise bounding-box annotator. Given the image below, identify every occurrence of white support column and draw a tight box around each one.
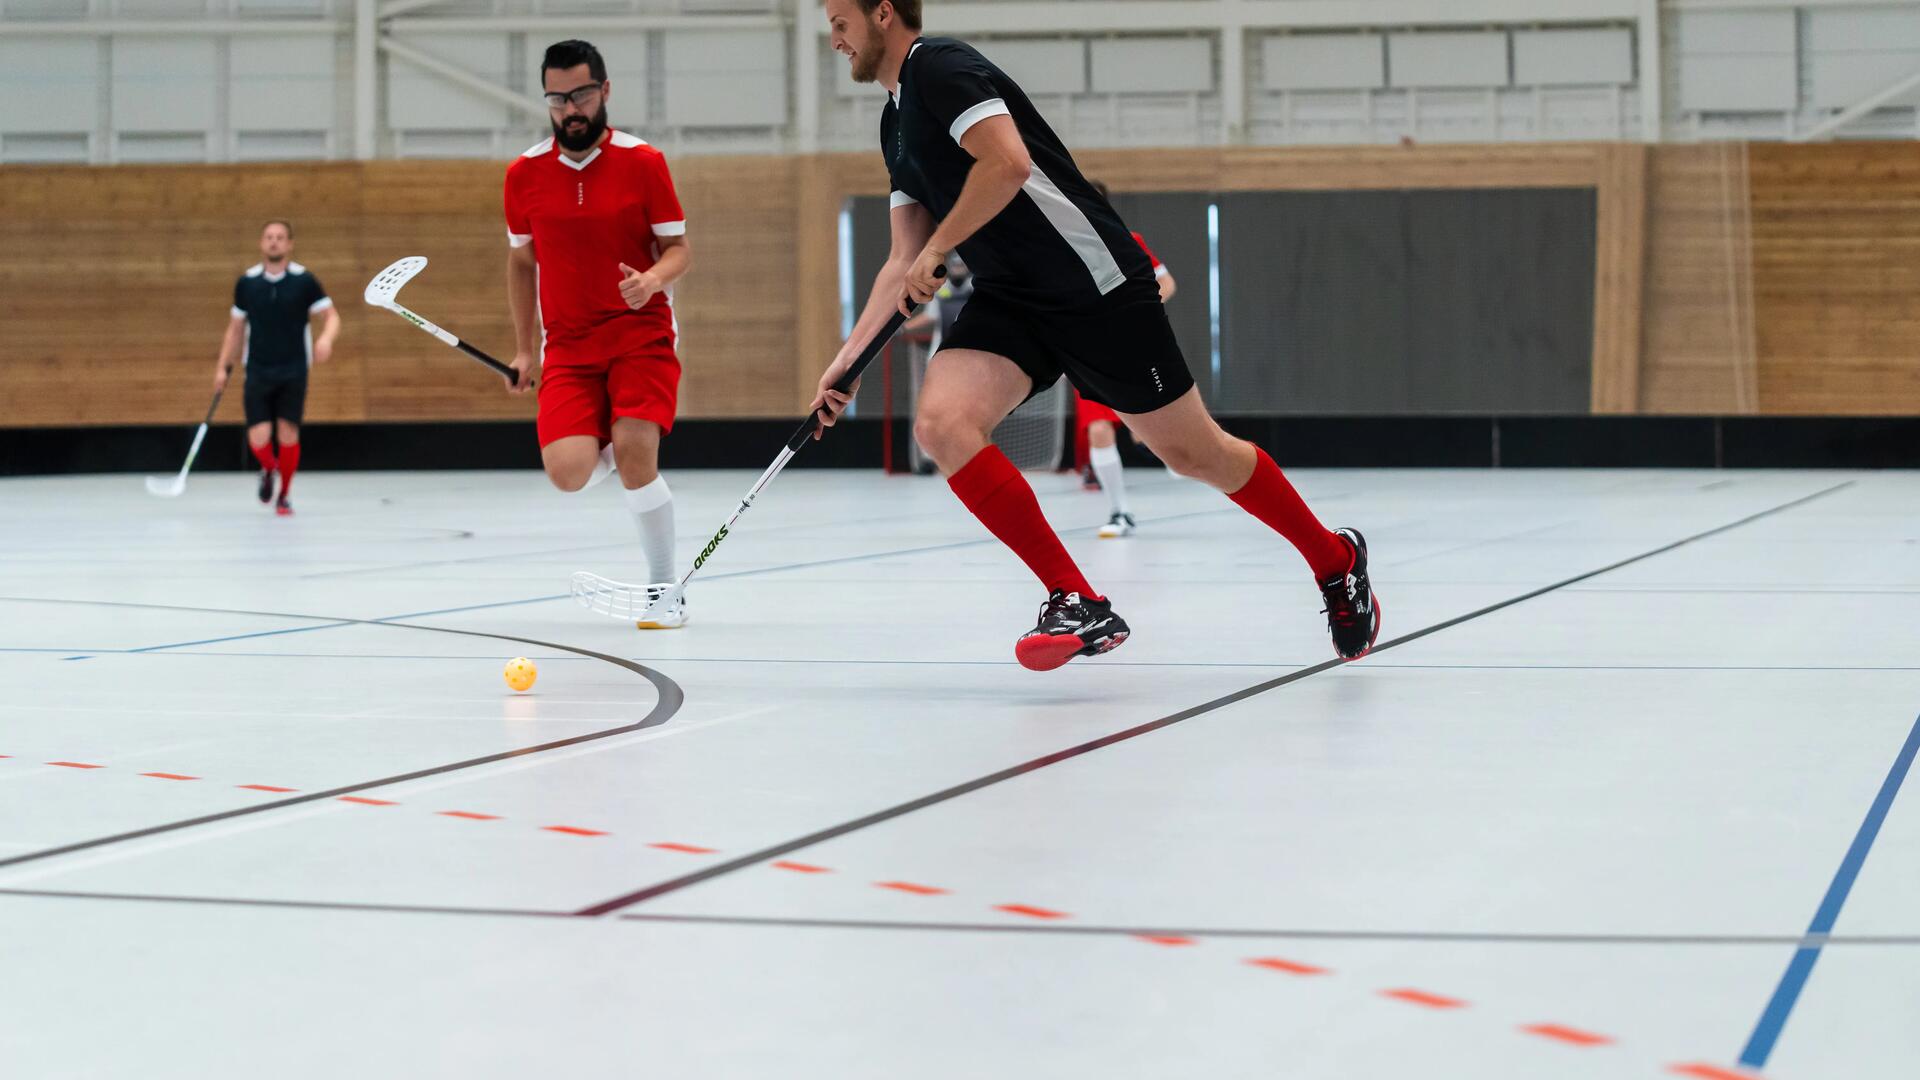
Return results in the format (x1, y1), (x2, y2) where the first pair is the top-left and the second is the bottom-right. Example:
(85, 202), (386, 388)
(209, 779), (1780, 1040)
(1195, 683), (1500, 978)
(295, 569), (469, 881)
(1637, 0), (1662, 142)
(355, 0), (377, 159)
(793, 0), (819, 152)
(1221, 22), (1245, 144)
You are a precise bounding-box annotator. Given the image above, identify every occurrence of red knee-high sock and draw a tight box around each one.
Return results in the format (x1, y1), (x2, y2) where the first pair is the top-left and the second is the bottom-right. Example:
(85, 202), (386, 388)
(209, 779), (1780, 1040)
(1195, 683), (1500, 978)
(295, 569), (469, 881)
(948, 447), (1098, 599)
(276, 443), (301, 496)
(250, 442), (277, 473)
(1228, 448), (1350, 581)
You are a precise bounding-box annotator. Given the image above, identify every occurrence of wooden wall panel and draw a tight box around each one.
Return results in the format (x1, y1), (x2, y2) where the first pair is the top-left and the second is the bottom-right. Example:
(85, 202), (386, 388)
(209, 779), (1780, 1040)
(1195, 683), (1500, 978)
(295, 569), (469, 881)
(1747, 142), (1920, 415)
(1638, 144), (1760, 414)
(11, 141), (1918, 428)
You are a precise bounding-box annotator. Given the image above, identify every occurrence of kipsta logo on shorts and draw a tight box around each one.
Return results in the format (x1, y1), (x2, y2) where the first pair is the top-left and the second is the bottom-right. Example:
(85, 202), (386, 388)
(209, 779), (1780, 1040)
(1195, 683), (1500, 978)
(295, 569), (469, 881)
(1151, 367), (1164, 392)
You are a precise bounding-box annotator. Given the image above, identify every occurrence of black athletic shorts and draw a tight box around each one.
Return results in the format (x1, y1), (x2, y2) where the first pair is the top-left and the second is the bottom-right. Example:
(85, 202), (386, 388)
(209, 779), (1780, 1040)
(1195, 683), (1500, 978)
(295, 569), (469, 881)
(243, 374), (308, 426)
(937, 283), (1196, 414)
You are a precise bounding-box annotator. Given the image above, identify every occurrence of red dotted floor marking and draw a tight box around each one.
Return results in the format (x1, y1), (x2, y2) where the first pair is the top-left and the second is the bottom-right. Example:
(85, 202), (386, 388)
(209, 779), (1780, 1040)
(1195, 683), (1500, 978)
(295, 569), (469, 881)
(995, 903), (1069, 920)
(876, 881), (949, 896)
(0, 751), (1770, 1077)
(1382, 988), (1470, 1009)
(1523, 1023), (1613, 1047)
(1247, 957), (1330, 976)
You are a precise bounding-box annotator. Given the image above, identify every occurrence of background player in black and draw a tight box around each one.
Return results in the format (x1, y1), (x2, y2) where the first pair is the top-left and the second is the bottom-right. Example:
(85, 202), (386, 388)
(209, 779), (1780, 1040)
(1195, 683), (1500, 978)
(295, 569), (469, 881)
(213, 220), (338, 516)
(815, 0), (1379, 668)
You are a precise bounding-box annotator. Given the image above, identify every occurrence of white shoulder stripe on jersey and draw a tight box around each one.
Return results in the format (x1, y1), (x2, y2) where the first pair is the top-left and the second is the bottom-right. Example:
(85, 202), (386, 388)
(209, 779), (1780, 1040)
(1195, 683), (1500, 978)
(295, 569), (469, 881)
(521, 137), (554, 158)
(889, 191), (920, 209)
(950, 98), (1011, 144)
(1021, 164), (1126, 296)
(650, 220), (686, 237)
(610, 130), (648, 148)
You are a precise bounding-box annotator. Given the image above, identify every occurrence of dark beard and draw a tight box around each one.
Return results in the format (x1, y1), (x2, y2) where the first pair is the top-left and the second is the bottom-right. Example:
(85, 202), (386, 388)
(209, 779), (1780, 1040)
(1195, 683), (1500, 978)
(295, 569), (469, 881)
(850, 32), (886, 83)
(553, 104), (608, 152)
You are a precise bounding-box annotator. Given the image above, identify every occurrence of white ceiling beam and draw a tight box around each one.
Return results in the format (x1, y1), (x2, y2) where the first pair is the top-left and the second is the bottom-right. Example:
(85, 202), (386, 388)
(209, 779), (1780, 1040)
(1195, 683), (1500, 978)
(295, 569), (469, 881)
(1793, 68), (1920, 143)
(378, 34), (550, 121)
(0, 19), (340, 34)
(385, 13), (780, 34)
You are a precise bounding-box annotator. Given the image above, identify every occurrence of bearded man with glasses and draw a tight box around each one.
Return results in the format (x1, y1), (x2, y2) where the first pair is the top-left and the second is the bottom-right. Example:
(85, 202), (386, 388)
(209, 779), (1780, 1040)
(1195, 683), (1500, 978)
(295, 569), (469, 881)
(502, 39), (696, 629)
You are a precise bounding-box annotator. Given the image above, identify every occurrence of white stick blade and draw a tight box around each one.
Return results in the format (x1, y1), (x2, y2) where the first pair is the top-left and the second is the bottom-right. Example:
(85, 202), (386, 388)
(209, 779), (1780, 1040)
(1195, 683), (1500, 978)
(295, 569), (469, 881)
(570, 571), (665, 622)
(144, 475), (185, 497)
(364, 256), (428, 307)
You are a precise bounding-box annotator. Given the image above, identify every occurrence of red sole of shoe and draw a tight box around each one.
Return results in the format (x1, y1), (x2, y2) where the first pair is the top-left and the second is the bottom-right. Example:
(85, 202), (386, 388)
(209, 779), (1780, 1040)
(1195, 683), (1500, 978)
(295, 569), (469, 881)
(1016, 634), (1084, 672)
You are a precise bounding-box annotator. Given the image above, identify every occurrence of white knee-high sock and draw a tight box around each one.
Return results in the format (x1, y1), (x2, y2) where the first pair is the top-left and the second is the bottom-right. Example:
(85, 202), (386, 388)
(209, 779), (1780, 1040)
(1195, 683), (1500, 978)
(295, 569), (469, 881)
(1090, 444), (1128, 516)
(623, 476), (676, 583)
(582, 443), (617, 490)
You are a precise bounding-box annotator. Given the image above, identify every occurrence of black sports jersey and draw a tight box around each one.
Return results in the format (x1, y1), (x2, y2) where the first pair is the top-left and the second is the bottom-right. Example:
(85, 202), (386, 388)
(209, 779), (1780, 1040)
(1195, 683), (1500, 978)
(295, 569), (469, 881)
(883, 38), (1156, 312)
(231, 262), (331, 379)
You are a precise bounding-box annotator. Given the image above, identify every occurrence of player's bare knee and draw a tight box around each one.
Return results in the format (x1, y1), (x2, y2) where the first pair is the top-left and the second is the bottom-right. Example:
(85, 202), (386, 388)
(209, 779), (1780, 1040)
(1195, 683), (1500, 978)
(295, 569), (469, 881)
(914, 410), (981, 467)
(1088, 421), (1117, 449)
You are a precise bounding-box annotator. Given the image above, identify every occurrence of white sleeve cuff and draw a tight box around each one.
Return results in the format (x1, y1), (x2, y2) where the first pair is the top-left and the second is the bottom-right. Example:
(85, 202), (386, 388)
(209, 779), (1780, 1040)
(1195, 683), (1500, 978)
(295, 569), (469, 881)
(1153, 266), (1171, 279)
(949, 98), (1011, 143)
(229, 306), (246, 318)
(889, 190), (920, 209)
(508, 230), (533, 248)
(650, 220), (686, 237)
(308, 296), (334, 314)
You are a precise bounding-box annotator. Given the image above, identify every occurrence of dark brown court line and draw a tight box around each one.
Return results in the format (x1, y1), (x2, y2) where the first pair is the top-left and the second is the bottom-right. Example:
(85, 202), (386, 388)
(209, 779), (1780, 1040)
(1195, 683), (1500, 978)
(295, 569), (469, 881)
(574, 481), (1855, 917)
(0, 600), (683, 871)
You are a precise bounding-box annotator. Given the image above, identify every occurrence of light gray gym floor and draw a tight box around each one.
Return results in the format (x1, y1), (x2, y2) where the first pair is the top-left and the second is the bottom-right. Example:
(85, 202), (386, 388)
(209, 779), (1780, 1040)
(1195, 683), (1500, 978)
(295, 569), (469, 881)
(0, 466), (1913, 1080)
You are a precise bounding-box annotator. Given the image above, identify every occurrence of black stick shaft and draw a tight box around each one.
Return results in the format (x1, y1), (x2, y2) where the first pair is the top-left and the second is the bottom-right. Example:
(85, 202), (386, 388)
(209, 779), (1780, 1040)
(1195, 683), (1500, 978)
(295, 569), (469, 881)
(785, 268), (943, 452)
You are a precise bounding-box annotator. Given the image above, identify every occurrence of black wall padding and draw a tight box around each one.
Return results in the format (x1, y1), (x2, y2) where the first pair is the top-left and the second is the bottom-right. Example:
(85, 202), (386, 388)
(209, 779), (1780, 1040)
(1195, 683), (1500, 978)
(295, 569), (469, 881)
(1218, 188), (1596, 415)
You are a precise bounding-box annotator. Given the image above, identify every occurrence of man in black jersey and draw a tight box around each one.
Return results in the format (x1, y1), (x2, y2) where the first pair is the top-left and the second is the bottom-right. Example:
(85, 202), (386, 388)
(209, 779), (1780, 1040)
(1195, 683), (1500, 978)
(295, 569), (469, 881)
(213, 220), (339, 516)
(814, 0), (1379, 669)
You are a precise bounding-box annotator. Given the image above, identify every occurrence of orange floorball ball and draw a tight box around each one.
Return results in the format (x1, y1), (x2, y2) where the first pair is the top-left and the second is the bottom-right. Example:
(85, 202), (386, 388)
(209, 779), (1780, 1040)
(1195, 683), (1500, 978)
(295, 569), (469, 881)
(504, 657), (537, 692)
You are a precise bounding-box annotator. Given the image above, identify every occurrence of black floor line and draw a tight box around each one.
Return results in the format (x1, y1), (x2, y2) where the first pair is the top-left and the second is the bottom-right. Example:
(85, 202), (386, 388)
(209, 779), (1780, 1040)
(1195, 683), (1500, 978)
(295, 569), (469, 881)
(572, 481), (1855, 917)
(0, 601), (684, 871)
(0, 887), (573, 919)
(612, 912), (1920, 947)
(6, 888), (1916, 950)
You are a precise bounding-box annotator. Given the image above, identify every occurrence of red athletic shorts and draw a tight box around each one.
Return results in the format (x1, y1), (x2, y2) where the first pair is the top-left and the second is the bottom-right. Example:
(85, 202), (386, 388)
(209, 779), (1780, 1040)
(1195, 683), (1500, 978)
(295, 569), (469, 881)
(536, 338), (680, 447)
(1074, 387), (1123, 430)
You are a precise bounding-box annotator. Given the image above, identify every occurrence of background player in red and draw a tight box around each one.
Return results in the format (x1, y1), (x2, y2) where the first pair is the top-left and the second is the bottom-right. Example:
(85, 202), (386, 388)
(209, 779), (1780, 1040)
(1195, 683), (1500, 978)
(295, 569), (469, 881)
(1077, 178), (1178, 538)
(213, 219), (339, 517)
(504, 39), (694, 628)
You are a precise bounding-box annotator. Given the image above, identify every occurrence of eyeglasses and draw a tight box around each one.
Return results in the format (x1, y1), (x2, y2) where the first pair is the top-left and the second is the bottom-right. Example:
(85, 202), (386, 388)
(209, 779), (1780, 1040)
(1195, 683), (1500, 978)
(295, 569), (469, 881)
(543, 82), (604, 110)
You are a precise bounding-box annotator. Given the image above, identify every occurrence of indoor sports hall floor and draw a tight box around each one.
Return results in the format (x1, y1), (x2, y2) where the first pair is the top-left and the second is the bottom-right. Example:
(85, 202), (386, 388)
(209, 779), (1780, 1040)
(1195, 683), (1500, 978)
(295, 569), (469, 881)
(1, 466), (1914, 1079)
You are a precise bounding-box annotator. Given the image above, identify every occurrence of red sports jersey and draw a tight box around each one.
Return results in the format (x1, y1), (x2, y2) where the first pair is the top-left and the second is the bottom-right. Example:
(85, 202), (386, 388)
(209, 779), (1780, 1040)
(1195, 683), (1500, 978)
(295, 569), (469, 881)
(1129, 231), (1167, 277)
(504, 131), (686, 366)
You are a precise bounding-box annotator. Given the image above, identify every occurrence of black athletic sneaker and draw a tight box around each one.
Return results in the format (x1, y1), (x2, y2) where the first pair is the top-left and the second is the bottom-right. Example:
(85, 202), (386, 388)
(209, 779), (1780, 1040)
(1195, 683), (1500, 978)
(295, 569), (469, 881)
(1015, 591), (1129, 672)
(1319, 527), (1381, 661)
(275, 494), (294, 517)
(257, 468), (275, 504)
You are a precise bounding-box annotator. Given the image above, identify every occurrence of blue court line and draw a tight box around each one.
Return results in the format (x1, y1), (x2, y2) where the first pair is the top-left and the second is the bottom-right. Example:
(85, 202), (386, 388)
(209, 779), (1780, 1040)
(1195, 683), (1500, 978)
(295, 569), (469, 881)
(1738, 710), (1920, 1070)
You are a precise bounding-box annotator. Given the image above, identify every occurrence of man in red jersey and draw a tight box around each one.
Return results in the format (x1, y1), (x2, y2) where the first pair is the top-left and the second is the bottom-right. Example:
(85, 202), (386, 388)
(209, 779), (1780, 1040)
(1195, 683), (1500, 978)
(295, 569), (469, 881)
(504, 39), (694, 628)
(1075, 178), (1178, 537)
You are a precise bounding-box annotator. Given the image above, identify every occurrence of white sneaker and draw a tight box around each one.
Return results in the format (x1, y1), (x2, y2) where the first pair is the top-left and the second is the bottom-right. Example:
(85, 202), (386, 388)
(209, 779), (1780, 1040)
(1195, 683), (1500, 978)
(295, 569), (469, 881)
(1098, 512), (1137, 539)
(635, 582), (688, 630)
